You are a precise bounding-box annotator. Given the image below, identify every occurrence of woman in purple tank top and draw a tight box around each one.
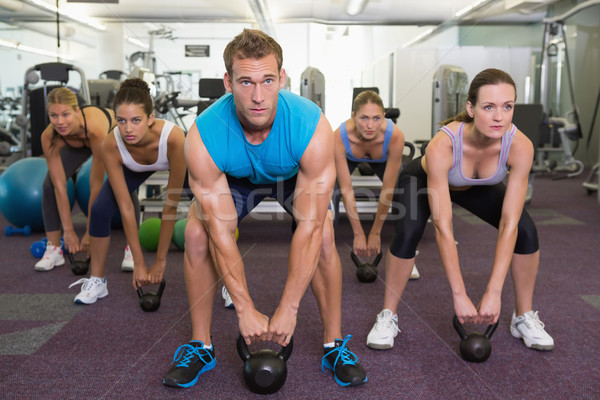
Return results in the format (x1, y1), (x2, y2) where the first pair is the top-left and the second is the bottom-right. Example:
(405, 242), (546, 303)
(366, 69), (554, 353)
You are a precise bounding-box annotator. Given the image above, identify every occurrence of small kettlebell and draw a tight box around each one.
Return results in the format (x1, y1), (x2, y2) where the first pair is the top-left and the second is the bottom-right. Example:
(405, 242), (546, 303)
(236, 334), (293, 394)
(350, 252), (382, 283)
(136, 279), (166, 312)
(66, 252), (90, 276)
(452, 315), (499, 363)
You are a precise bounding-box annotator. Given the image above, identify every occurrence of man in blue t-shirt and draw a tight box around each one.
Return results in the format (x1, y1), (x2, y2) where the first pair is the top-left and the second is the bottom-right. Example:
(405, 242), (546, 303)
(163, 29), (367, 389)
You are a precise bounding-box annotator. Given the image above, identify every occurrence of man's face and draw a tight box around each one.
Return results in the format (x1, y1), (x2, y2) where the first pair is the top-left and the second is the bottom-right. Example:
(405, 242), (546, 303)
(224, 53), (285, 133)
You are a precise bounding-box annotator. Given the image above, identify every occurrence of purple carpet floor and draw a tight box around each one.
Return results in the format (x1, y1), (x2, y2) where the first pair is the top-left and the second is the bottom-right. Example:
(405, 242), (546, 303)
(0, 172), (599, 399)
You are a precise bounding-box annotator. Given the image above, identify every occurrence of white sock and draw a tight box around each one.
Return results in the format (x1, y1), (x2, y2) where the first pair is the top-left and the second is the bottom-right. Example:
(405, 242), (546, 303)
(324, 341), (335, 348)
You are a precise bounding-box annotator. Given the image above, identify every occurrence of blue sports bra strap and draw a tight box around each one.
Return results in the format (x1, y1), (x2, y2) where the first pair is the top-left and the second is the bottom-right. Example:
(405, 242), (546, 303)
(380, 119), (393, 156)
(340, 122), (354, 157)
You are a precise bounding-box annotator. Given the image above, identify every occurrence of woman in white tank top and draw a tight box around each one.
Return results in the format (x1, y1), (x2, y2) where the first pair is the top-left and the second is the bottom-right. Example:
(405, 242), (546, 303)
(69, 78), (186, 306)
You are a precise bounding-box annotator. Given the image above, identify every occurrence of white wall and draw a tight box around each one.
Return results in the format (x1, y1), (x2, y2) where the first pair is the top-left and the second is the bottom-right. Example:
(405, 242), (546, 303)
(361, 43), (535, 143)
(1, 21), (534, 140)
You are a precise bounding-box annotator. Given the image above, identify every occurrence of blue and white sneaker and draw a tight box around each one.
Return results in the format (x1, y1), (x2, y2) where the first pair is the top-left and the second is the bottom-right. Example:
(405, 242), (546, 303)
(163, 341), (216, 388)
(322, 335), (367, 387)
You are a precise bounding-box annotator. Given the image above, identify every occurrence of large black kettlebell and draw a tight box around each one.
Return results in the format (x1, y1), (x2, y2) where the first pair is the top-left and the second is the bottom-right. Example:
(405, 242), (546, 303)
(136, 279), (165, 312)
(452, 315), (499, 363)
(66, 252), (90, 276)
(236, 334), (293, 394)
(350, 252), (382, 283)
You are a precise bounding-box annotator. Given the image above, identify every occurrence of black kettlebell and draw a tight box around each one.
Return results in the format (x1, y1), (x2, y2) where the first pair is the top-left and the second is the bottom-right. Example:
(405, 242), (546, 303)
(236, 334), (293, 394)
(136, 279), (165, 312)
(452, 315), (499, 363)
(66, 252), (90, 276)
(350, 252), (382, 283)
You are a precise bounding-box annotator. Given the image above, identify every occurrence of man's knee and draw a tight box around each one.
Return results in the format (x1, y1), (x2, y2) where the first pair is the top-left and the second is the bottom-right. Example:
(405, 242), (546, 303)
(319, 213), (337, 264)
(184, 215), (209, 256)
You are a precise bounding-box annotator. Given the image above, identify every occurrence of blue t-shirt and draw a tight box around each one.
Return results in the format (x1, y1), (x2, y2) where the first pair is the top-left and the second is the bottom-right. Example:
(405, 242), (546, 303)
(196, 90), (321, 184)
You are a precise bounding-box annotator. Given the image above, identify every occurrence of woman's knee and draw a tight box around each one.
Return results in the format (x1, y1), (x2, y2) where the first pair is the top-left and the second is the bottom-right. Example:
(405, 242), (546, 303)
(515, 217), (539, 254)
(42, 174), (55, 197)
(389, 223), (422, 259)
(89, 201), (113, 237)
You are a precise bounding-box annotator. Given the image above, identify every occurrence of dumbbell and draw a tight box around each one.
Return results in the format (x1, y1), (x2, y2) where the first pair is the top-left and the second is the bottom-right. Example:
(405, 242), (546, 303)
(30, 238), (66, 258)
(452, 315), (499, 363)
(66, 252), (90, 276)
(350, 252), (382, 283)
(136, 279), (166, 312)
(236, 334), (293, 394)
(5, 225), (31, 236)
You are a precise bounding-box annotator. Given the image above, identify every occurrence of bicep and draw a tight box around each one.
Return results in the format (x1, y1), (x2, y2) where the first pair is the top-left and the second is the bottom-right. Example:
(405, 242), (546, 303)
(296, 115), (335, 220)
(185, 123), (236, 223)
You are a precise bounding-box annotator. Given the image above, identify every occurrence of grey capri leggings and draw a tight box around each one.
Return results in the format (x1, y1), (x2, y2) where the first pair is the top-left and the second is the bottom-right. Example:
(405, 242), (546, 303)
(388, 156), (539, 259)
(42, 145), (92, 232)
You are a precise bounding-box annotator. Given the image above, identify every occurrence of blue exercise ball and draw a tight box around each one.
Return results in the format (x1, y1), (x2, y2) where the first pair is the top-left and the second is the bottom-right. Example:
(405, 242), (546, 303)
(75, 157), (122, 227)
(0, 157), (75, 232)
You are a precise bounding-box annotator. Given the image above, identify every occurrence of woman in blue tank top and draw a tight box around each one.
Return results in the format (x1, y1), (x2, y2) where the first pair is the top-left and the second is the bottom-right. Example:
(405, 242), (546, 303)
(366, 69), (554, 353)
(333, 90), (419, 279)
(69, 78), (186, 305)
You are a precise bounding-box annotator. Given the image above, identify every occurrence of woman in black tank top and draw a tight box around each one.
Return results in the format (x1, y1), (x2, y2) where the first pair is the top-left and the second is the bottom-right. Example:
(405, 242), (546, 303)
(35, 87), (117, 272)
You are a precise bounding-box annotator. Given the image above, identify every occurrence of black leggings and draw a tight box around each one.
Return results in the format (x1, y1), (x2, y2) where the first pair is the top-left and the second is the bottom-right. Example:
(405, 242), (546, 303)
(388, 157), (539, 258)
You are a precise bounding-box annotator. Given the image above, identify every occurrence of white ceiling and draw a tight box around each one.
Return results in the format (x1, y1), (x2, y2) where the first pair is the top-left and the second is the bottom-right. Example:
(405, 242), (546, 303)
(0, 0), (556, 28)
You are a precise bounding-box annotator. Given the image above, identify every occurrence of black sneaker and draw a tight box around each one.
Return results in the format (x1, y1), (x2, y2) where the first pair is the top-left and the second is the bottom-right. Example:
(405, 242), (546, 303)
(321, 335), (367, 387)
(163, 340), (216, 388)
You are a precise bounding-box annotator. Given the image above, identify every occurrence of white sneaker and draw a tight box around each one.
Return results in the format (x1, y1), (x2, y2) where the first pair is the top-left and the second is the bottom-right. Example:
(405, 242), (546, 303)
(410, 265), (420, 280)
(222, 286), (234, 309)
(34, 242), (65, 271)
(366, 309), (400, 350)
(121, 245), (134, 272)
(410, 250), (420, 280)
(510, 310), (554, 350)
(69, 277), (108, 305)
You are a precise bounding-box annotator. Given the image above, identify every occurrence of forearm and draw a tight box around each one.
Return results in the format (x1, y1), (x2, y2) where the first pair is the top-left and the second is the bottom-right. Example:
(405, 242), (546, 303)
(341, 191), (365, 237)
(86, 185), (103, 233)
(204, 216), (254, 314)
(487, 224), (519, 293)
(155, 204), (179, 262)
(371, 190), (394, 235)
(434, 225), (466, 296)
(279, 221), (322, 313)
(120, 203), (144, 264)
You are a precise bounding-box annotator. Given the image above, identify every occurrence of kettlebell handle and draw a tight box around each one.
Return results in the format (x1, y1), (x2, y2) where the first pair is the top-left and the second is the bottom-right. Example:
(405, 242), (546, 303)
(136, 279), (166, 298)
(237, 333), (251, 361)
(156, 279), (166, 297)
(236, 333), (294, 362)
(350, 251), (382, 267)
(452, 315), (469, 340)
(350, 251), (362, 268)
(278, 336), (294, 362)
(484, 319), (499, 339)
(373, 252), (382, 267)
(453, 315), (499, 339)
